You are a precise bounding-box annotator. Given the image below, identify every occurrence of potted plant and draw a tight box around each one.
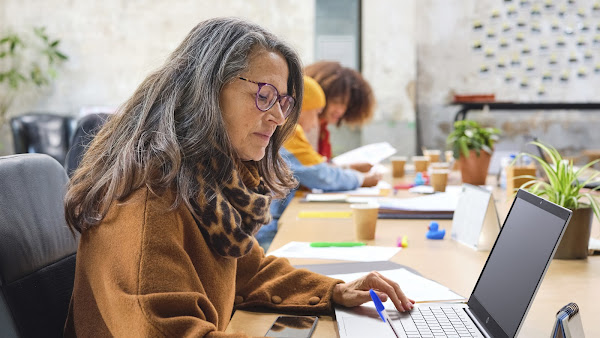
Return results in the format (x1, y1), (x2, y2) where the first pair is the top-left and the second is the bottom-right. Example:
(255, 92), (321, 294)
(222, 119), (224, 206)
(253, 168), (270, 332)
(0, 26), (68, 130)
(446, 120), (501, 185)
(517, 141), (600, 259)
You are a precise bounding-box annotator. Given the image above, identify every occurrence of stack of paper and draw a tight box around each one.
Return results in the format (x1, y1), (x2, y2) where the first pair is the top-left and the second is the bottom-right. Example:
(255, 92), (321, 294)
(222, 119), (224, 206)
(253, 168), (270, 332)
(377, 187), (461, 219)
(267, 241), (401, 262)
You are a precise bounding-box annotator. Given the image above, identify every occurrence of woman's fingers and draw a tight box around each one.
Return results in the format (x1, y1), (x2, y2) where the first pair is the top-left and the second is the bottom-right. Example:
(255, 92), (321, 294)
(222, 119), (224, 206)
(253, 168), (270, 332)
(333, 271), (415, 312)
(377, 273), (415, 310)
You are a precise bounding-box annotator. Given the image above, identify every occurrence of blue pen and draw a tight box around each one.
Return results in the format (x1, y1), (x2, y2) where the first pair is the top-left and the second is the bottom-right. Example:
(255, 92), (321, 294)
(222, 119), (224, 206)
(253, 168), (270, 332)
(369, 289), (400, 338)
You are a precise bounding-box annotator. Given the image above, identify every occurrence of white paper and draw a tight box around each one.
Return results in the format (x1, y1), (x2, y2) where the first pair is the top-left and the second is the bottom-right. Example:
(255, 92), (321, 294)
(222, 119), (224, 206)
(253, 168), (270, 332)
(328, 269), (463, 304)
(408, 185), (434, 194)
(378, 186), (462, 212)
(589, 237), (600, 251)
(306, 182), (392, 202)
(331, 142), (397, 166)
(304, 194), (349, 202)
(267, 242), (401, 262)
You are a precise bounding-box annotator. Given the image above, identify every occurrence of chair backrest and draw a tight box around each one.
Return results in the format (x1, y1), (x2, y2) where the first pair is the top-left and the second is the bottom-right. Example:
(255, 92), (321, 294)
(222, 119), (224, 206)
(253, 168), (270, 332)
(65, 113), (111, 177)
(0, 154), (79, 338)
(10, 113), (75, 166)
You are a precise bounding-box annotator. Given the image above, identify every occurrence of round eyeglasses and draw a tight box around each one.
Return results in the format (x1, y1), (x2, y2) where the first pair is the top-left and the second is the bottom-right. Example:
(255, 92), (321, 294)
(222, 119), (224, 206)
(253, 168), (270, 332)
(238, 77), (295, 118)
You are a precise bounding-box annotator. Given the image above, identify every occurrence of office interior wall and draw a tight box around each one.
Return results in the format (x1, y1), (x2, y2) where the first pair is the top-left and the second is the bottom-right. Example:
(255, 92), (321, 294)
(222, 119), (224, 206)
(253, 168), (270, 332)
(0, 0), (315, 155)
(417, 0), (600, 157)
(330, 0), (417, 158)
(0, 0), (418, 158)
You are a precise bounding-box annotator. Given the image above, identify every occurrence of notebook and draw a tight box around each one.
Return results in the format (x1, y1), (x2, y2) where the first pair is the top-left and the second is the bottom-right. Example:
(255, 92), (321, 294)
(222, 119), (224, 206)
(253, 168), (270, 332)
(335, 189), (572, 338)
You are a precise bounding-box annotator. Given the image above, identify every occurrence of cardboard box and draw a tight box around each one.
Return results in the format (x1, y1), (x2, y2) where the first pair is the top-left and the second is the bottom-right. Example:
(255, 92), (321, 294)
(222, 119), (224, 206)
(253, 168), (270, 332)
(506, 165), (537, 198)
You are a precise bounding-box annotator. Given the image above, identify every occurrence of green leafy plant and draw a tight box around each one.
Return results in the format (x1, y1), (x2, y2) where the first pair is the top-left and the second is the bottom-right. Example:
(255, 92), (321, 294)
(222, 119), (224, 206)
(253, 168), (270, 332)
(446, 120), (501, 159)
(516, 141), (600, 223)
(0, 26), (68, 125)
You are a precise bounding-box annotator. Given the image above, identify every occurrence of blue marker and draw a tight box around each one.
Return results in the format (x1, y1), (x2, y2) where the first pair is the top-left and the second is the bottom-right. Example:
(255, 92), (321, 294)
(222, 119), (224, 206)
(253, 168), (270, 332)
(369, 289), (400, 337)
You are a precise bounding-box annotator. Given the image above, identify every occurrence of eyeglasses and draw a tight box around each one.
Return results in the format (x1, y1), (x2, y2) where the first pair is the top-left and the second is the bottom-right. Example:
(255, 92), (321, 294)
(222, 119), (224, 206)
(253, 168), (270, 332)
(238, 77), (295, 118)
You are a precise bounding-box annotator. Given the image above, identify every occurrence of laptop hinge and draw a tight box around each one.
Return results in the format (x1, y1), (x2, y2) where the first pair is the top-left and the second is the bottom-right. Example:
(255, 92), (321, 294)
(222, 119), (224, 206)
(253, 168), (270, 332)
(464, 308), (492, 338)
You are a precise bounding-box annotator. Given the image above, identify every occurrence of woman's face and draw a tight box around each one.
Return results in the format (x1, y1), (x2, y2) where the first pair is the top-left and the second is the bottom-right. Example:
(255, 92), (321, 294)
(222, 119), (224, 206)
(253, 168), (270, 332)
(220, 49), (289, 161)
(321, 98), (347, 124)
(298, 107), (322, 133)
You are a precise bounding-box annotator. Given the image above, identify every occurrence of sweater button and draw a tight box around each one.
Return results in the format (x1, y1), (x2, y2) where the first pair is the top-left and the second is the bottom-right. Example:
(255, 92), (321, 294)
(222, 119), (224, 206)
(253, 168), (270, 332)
(271, 295), (282, 304)
(309, 296), (320, 305)
(234, 296), (244, 305)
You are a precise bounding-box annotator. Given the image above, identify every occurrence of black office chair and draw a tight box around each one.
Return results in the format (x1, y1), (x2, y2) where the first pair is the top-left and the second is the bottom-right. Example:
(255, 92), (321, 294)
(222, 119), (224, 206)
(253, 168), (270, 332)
(0, 154), (79, 338)
(10, 113), (75, 166)
(65, 113), (111, 177)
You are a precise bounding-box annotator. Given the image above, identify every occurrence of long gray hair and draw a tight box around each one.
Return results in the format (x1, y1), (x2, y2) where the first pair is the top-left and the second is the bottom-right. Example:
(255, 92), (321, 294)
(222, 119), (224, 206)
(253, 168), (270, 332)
(65, 17), (302, 232)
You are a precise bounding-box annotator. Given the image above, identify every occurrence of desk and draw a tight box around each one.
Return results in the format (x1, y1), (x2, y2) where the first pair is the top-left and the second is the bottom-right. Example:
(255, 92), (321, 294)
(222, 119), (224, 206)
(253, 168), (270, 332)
(227, 174), (600, 337)
(453, 102), (600, 121)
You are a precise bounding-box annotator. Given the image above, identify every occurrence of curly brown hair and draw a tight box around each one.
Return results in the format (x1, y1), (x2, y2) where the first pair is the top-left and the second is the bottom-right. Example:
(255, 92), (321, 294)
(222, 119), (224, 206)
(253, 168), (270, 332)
(304, 61), (375, 126)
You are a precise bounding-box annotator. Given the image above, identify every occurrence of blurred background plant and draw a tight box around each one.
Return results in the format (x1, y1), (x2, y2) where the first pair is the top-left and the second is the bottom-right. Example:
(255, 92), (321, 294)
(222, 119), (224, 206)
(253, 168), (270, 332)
(447, 120), (501, 159)
(0, 26), (68, 126)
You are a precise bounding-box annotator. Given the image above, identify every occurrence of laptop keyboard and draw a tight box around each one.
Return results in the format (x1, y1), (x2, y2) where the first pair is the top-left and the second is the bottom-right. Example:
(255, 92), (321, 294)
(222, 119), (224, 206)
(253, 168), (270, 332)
(389, 306), (484, 338)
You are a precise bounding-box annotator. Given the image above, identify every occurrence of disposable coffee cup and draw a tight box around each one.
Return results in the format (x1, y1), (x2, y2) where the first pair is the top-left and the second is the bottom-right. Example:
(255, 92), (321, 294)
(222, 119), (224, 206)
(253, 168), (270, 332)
(424, 149), (441, 163)
(413, 156), (429, 173)
(429, 162), (450, 174)
(391, 156), (407, 178)
(350, 203), (379, 240)
(431, 169), (449, 192)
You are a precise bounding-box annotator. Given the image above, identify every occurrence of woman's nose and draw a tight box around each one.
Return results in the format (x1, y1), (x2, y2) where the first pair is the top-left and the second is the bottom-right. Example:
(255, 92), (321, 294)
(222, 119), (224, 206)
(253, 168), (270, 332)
(268, 101), (286, 125)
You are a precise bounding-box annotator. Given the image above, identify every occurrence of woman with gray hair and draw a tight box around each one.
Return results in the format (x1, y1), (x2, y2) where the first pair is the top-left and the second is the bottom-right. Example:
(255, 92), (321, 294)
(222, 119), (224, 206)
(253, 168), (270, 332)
(64, 17), (413, 337)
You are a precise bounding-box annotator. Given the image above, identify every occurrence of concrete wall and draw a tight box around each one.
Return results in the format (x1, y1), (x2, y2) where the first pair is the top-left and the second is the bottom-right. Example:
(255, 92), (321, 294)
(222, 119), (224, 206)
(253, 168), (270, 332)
(0, 0), (417, 159)
(6, 0), (592, 162)
(0, 0), (315, 155)
(417, 0), (600, 161)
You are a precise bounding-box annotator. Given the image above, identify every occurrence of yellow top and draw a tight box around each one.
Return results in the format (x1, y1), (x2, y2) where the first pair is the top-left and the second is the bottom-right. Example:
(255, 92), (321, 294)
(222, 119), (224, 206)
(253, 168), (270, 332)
(283, 125), (325, 166)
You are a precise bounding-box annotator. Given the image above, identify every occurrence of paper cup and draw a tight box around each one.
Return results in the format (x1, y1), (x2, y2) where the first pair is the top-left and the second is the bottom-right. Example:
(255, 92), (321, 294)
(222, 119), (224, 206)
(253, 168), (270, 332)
(424, 149), (441, 163)
(429, 162), (450, 173)
(391, 156), (407, 178)
(430, 169), (449, 192)
(350, 204), (379, 240)
(413, 156), (429, 173)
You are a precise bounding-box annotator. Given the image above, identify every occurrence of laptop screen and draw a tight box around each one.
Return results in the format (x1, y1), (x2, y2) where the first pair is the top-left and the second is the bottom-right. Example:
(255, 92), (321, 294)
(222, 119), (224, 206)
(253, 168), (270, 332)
(467, 190), (571, 338)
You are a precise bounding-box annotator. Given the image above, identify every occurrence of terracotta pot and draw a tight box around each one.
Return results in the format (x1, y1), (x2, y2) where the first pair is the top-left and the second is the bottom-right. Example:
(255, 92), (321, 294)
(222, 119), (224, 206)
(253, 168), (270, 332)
(458, 149), (492, 185)
(554, 207), (593, 259)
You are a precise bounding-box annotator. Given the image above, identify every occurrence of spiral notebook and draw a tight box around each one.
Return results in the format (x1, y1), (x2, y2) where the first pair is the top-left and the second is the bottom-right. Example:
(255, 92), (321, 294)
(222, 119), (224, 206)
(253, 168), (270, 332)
(551, 303), (585, 338)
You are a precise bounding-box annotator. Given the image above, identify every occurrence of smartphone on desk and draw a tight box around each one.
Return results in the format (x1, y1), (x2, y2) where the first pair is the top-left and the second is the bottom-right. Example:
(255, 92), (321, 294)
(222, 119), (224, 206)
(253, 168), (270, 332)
(264, 315), (318, 338)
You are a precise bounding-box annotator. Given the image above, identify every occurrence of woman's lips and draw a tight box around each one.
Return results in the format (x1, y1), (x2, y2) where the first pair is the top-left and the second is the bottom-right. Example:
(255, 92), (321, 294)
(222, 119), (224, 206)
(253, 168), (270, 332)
(254, 132), (271, 143)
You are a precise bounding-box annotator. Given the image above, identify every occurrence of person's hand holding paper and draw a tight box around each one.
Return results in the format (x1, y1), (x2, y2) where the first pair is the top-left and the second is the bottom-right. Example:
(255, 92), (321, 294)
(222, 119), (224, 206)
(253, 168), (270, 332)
(332, 271), (415, 312)
(349, 162), (374, 173)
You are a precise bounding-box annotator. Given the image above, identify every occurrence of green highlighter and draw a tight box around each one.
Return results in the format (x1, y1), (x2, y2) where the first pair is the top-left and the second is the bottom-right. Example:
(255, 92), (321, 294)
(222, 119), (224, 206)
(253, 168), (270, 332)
(309, 242), (366, 247)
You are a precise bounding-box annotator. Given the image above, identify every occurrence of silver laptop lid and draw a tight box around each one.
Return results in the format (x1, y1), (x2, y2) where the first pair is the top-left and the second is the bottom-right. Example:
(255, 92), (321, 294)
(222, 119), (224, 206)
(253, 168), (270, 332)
(466, 189), (572, 338)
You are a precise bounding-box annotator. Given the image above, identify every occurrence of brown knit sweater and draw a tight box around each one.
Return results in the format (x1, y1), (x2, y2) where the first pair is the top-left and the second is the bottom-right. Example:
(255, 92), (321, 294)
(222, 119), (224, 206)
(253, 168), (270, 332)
(64, 163), (341, 337)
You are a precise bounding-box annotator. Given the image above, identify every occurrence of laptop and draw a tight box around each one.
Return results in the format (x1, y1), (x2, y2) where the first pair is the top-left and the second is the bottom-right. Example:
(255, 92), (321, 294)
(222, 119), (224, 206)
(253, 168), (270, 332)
(336, 189), (572, 338)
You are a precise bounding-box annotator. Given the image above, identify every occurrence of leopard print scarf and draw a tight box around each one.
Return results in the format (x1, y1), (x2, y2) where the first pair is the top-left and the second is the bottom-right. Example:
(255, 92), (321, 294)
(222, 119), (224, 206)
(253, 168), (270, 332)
(191, 160), (272, 258)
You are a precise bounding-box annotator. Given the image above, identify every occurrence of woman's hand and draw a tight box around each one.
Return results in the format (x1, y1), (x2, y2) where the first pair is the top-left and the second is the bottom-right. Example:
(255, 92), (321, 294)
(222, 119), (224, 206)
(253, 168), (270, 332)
(349, 162), (373, 173)
(361, 172), (382, 187)
(332, 271), (415, 312)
